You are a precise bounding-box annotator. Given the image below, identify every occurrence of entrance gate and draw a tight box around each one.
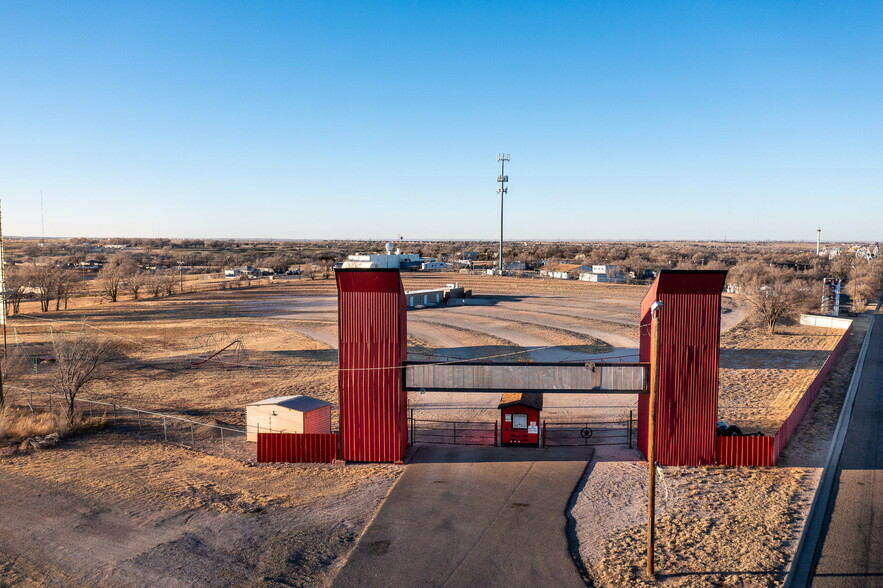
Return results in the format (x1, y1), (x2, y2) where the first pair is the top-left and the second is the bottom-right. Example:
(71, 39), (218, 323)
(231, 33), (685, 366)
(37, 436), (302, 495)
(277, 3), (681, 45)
(336, 268), (726, 465)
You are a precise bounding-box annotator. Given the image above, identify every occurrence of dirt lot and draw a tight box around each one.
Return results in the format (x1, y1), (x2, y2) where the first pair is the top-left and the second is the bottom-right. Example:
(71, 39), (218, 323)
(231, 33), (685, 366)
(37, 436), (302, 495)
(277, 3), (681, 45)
(0, 272), (861, 587)
(0, 433), (399, 587)
(1, 273), (650, 586)
(573, 315), (870, 587)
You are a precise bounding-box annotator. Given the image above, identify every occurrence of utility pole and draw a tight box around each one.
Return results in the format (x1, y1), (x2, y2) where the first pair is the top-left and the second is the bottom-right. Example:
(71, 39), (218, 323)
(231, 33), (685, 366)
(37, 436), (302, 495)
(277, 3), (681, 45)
(496, 154), (510, 275)
(0, 199), (6, 352)
(0, 200), (6, 408)
(647, 300), (663, 578)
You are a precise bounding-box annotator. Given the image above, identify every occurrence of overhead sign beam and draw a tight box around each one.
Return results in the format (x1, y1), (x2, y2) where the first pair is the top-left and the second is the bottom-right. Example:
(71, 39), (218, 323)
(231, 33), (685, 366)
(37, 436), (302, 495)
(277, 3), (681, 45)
(403, 361), (648, 394)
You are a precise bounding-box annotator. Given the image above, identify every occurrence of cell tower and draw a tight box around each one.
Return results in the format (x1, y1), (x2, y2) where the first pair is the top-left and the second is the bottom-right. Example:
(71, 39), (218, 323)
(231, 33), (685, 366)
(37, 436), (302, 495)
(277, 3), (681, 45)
(40, 189), (46, 247)
(816, 227), (821, 256)
(496, 153), (510, 275)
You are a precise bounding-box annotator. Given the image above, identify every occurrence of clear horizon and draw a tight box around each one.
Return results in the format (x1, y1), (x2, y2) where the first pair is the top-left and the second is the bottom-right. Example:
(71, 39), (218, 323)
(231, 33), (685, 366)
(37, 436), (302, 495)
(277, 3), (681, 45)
(2, 2), (881, 243)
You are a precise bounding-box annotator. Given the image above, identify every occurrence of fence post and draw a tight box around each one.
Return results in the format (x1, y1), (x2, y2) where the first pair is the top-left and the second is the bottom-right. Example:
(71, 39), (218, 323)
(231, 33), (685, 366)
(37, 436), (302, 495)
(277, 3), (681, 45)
(163, 416), (168, 442)
(542, 420), (546, 448)
(137, 411), (142, 433)
(190, 423), (195, 448)
(628, 410), (633, 448)
(453, 421), (457, 445)
(495, 421), (498, 447)
(221, 427), (225, 455)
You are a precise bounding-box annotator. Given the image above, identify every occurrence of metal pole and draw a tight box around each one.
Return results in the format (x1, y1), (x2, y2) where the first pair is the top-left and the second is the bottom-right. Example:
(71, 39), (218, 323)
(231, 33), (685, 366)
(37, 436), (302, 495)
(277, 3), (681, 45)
(221, 427), (225, 455)
(500, 157), (504, 274)
(647, 303), (662, 579)
(453, 421), (457, 445)
(496, 153), (509, 275)
(190, 423), (195, 448)
(629, 410), (633, 449)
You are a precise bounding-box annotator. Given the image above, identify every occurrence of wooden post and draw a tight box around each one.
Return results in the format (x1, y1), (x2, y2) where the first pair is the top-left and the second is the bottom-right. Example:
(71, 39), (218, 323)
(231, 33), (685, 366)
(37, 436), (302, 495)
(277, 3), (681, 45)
(647, 303), (662, 578)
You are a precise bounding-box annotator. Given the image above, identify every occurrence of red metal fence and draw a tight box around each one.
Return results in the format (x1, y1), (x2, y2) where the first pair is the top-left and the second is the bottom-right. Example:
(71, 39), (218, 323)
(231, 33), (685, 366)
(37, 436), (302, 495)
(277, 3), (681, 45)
(257, 433), (339, 463)
(717, 323), (854, 466)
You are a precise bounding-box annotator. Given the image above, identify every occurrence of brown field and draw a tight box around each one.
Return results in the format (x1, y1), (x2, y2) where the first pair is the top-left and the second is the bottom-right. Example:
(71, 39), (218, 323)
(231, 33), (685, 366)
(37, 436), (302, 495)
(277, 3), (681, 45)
(0, 271), (866, 587)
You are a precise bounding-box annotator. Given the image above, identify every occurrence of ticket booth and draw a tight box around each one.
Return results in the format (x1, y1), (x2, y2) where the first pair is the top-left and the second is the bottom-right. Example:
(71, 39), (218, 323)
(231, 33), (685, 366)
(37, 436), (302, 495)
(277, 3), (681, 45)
(499, 392), (543, 447)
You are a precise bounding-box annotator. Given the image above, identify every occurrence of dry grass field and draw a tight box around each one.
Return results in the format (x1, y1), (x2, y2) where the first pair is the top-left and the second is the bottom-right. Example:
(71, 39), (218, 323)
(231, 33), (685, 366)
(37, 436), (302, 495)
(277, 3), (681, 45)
(0, 271), (866, 587)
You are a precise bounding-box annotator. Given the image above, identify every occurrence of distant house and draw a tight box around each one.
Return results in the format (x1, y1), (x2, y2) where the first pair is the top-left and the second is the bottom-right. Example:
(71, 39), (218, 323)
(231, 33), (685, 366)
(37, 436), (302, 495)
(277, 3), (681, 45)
(540, 263), (592, 279)
(421, 261), (448, 271)
(461, 252), (480, 261)
(578, 263), (626, 283)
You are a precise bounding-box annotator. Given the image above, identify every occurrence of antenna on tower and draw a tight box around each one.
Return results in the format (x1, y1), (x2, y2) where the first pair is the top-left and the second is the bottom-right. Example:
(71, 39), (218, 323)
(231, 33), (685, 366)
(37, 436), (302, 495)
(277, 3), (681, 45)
(496, 153), (510, 275)
(40, 189), (45, 247)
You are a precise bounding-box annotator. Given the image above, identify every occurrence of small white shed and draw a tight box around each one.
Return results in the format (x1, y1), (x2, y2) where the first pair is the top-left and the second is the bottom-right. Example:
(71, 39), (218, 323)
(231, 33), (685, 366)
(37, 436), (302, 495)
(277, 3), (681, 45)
(246, 395), (332, 442)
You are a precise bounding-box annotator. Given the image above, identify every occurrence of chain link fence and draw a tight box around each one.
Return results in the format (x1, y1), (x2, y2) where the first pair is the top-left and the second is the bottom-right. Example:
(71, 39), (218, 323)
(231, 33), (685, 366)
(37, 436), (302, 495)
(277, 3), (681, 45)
(11, 389), (256, 461)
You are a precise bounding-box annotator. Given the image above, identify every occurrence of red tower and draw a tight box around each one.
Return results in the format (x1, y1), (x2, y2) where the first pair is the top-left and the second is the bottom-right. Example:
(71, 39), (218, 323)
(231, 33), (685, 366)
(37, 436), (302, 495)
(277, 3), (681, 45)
(637, 270), (727, 466)
(336, 269), (408, 462)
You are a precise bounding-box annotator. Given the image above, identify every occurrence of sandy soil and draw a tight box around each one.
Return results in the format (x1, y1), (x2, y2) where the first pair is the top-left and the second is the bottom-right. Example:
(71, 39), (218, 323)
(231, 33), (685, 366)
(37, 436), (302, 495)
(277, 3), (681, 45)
(1, 272), (838, 587)
(572, 315), (871, 587)
(1, 274), (650, 587)
(0, 433), (400, 587)
(719, 323), (845, 434)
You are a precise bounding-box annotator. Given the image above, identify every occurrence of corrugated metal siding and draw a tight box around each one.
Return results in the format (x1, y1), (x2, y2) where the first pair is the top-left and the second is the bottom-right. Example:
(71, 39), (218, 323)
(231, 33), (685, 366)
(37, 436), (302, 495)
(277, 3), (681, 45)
(637, 271), (727, 466)
(336, 269), (408, 463)
(303, 405), (332, 435)
(717, 435), (775, 467)
(257, 433), (339, 463)
(717, 323), (853, 466)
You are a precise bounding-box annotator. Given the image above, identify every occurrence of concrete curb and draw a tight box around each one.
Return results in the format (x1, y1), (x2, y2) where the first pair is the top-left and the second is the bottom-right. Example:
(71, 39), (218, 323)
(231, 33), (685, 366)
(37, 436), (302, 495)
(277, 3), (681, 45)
(784, 302), (880, 587)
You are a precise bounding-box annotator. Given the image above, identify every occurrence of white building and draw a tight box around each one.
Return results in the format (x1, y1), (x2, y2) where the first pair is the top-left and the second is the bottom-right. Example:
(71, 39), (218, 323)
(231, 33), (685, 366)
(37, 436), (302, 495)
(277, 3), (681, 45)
(540, 263), (592, 279)
(341, 242), (433, 270)
(246, 395), (332, 442)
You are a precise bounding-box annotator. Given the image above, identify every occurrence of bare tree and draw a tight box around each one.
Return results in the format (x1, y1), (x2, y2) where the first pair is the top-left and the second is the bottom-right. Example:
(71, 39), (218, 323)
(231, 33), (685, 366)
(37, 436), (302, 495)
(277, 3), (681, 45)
(97, 254), (135, 302)
(0, 346), (29, 410)
(127, 270), (146, 300)
(28, 263), (59, 312)
(4, 265), (27, 315)
(146, 272), (165, 298)
(54, 269), (81, 311)
(303, 264), (320, 280)
(51, 332), (122, 425)
(161, 272), (177, 296)
(317, 252), (336, 279)
(741, 266), (812, 334)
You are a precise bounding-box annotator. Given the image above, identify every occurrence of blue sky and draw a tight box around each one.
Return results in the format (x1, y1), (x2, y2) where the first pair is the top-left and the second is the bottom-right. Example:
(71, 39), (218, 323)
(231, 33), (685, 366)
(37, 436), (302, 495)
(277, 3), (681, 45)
(1, 1), (880, 242)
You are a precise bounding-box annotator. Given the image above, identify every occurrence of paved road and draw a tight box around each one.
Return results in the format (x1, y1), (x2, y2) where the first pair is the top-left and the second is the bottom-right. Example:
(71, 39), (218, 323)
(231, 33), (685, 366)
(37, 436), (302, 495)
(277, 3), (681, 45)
(811, 307), (883, 586)
(333, 444), (593, 588)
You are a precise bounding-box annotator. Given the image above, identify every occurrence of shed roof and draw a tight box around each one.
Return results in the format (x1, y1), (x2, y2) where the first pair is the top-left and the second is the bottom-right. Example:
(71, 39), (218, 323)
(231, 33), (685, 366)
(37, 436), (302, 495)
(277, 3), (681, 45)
(498, 392), (544, 411)
(248, 395), (330, 412)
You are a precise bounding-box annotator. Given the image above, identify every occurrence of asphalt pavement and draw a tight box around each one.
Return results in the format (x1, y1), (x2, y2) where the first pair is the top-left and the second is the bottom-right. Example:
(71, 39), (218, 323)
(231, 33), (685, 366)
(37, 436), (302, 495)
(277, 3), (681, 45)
(332, 444), (594, 588)
(810, 306), (883, 586)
